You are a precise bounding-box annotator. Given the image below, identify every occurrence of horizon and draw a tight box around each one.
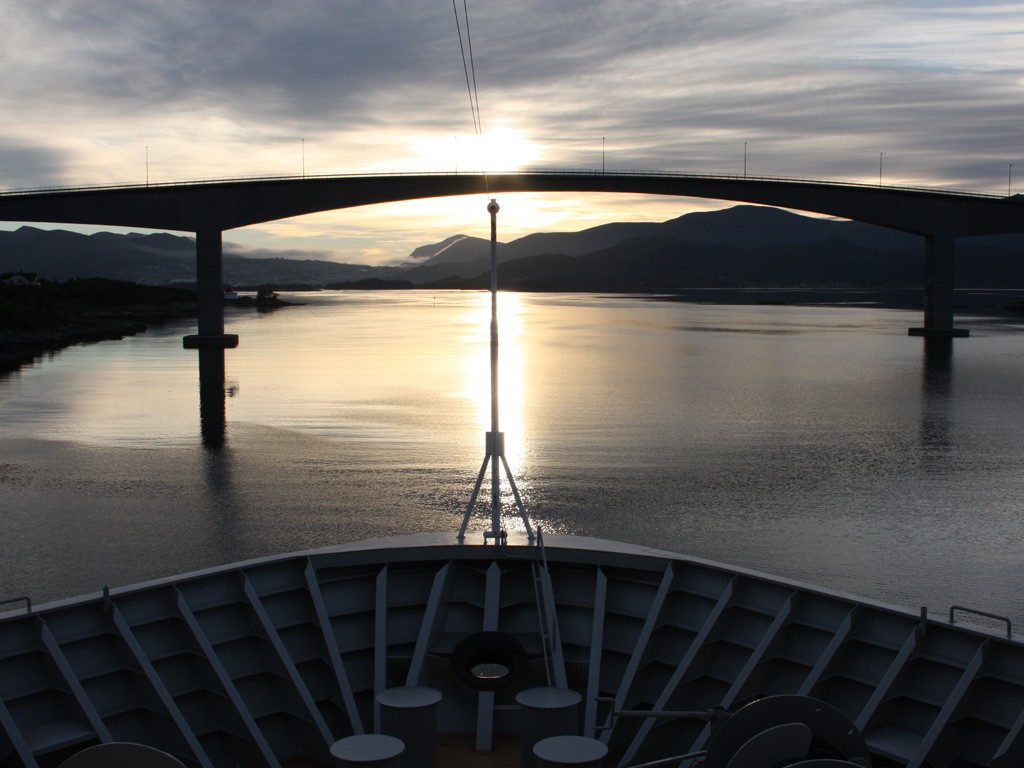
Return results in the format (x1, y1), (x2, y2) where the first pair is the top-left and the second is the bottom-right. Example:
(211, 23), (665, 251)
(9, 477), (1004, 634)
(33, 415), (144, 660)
(1, 2), (1020, 264)
(0, 202), (851, 271)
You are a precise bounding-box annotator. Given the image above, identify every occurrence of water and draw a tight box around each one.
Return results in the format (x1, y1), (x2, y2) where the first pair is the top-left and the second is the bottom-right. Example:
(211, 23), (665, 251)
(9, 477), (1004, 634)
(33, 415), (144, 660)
(2, 291), (1024, 630)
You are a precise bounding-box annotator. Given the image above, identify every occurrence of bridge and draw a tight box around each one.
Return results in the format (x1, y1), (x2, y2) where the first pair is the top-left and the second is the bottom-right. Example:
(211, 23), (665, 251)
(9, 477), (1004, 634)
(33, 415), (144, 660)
(2, 170), (1023, 346)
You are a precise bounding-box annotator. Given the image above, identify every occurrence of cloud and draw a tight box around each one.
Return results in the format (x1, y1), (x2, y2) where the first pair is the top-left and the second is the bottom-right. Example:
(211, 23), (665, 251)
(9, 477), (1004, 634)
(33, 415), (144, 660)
(0, 139), (71, 189)
(223, 242), (333, 262)
(359, 247), (391, 263)
(0, 1), (1021, 263)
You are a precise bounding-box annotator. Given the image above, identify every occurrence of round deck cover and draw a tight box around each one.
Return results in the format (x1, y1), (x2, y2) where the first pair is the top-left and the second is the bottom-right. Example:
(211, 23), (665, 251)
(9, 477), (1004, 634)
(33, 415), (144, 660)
(330, 734), (405, 763)
(376, 686), (443, 708)
(516, 687), (583, 709)
(533, 735), (608, 766)
(58, 743), (186, 768)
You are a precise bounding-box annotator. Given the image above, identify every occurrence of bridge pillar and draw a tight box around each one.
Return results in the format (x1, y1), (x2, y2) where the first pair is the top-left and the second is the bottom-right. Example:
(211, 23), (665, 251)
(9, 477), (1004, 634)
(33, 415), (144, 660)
(183, 228), (239, 349)
(909, 233), (969, 338)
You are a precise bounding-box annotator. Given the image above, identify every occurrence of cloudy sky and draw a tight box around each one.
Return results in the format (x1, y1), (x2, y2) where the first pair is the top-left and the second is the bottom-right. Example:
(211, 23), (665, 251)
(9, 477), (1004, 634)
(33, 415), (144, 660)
(1, 1), (1021, 264)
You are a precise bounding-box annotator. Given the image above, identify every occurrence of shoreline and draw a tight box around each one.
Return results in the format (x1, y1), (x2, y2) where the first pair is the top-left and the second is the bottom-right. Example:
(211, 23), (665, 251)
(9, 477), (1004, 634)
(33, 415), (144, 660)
(0, 303), (196, 374)
(618, 286), (1024, 314)
(5, 286), (1024, 374)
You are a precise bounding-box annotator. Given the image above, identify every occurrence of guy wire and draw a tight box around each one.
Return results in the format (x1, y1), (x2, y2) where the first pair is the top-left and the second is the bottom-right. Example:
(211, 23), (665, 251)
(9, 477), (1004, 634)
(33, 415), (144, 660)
(452, 0), (489, 195)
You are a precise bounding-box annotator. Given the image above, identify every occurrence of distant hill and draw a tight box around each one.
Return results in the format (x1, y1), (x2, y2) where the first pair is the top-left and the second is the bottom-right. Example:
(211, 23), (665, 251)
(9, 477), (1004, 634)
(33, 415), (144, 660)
(0, 227), (398, 286)
(2, 206), (1022, 291)
(660, 205), (920, 249)
(399, 235), (494, 284)
(419, 238), (923, 292)
(395, 205), (1024, 290)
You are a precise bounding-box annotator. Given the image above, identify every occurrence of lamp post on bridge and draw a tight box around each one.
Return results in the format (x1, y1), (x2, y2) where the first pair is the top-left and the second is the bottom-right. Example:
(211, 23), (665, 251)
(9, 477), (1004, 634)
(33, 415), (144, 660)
(879, 153), (883, 187)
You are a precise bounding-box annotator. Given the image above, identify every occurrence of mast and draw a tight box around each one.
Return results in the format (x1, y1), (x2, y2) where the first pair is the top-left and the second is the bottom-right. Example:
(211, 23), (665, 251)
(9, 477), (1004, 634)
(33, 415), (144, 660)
(458, 199), (535, 545)
(488, 199), (501, 541)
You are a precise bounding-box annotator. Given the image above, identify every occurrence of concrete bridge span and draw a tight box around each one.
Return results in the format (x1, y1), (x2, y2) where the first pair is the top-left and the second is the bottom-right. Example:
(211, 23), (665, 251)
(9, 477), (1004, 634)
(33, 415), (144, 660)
(2, 171), (1023, 344)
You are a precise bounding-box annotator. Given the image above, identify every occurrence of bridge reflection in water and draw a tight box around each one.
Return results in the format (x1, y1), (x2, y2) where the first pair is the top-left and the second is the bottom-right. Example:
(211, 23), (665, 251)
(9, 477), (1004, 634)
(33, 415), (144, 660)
(920, 336), (954, 454)
(198, 348), (227, 450)
(191, 297), (961, 465)
(2, 170), (1021, 447)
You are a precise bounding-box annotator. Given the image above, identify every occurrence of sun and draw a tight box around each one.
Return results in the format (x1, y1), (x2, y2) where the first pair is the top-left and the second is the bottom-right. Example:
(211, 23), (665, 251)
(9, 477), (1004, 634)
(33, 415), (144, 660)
(469, 127), (543, 172)
(412, 127), (543, 173)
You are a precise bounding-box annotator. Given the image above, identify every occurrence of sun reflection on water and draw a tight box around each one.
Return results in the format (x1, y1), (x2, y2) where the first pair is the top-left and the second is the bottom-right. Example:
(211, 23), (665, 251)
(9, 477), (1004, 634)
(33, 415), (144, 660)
(460, 290), (531, 530)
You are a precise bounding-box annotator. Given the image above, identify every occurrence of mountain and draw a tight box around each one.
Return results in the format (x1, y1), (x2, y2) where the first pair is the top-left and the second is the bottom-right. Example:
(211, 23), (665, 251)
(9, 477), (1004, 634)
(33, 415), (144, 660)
(660, 206), (919, 249)
(421, 238), (924, 292)
(395, 205), (1024, 289)
(0, 227), (193, 284)
(3, 205), (1022, 291)
(407, 235), (491, 264)
(398, 235), (494, 284)
(0, 227), (398, 286)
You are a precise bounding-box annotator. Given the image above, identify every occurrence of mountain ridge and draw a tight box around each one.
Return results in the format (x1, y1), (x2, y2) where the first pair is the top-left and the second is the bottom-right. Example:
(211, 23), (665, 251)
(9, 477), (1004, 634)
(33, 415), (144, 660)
(2, 205), (1023, 290)
(0, 227), (397, 286)
(395, 206), (1024, 290)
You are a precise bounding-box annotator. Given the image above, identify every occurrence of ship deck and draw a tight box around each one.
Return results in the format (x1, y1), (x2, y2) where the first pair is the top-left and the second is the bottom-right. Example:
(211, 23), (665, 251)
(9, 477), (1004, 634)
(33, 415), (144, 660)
(1, 534), (1023, 768)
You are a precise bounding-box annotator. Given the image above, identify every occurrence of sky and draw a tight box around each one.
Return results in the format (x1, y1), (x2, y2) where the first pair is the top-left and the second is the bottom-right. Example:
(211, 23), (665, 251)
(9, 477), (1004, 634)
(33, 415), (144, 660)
(0, 0), (1021, 265)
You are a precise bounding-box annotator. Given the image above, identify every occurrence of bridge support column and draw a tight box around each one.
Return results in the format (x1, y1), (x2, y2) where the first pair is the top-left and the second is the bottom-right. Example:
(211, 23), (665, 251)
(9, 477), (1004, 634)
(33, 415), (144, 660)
(909, 233), (969, 338)
(183, 228), (239, 349)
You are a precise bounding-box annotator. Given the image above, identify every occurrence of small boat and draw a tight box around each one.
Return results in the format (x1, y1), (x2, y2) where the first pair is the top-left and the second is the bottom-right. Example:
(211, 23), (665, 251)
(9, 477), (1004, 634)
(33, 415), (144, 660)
(232, 289), (296, 310)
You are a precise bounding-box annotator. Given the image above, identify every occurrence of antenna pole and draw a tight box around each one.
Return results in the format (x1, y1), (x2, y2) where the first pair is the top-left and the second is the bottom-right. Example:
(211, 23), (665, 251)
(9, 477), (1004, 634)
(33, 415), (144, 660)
(458, 198), (535, 545)
(488, 199), (501, 541)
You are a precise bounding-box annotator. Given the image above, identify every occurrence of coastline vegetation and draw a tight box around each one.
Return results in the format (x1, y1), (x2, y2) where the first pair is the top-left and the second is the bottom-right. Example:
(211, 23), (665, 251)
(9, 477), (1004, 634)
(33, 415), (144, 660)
(0, 277), (196, 372)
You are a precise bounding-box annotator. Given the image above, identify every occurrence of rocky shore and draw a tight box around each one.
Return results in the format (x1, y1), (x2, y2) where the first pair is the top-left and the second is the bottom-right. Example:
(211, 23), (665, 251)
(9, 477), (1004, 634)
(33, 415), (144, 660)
(0, 279), (197, 373)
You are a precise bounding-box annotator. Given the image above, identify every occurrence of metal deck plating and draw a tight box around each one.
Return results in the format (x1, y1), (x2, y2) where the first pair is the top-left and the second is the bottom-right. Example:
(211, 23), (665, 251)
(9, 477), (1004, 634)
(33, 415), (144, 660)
(1, 534), (1022, 767)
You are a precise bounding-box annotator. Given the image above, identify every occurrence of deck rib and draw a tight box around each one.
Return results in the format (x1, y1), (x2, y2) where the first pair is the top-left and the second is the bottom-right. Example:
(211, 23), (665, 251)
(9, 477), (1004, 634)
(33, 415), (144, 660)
(607, 561), (675, 730)
(993, 686), (1024, 766)
(110, 604), (214, 768)
(304, 559), (364, 735)
(374, 566), (387, 732)
(910, 641), (988, 768)
(0, 689), (38, 768)
(798, 608), (855, 696)
(406, 563), (451, 688)
(242, 575), (335, 749)
(616, 577), (735, 767)
(856, 622), (920, 731)
(719, 592), (796, 709)
(175, 589), (281, 768)
(37, 616), (111, 743)
(584, 568), (608, 738)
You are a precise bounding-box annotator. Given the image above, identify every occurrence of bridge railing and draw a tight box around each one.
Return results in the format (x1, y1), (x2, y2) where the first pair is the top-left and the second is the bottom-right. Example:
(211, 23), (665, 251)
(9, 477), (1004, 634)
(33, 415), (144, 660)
(516, 168), (1006, 199)
(0, 168), (1008, 200)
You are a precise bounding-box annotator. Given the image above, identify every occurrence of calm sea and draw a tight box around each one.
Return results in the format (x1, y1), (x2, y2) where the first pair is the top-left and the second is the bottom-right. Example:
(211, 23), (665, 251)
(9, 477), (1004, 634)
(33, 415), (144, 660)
(3, 291), (1024, 629)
